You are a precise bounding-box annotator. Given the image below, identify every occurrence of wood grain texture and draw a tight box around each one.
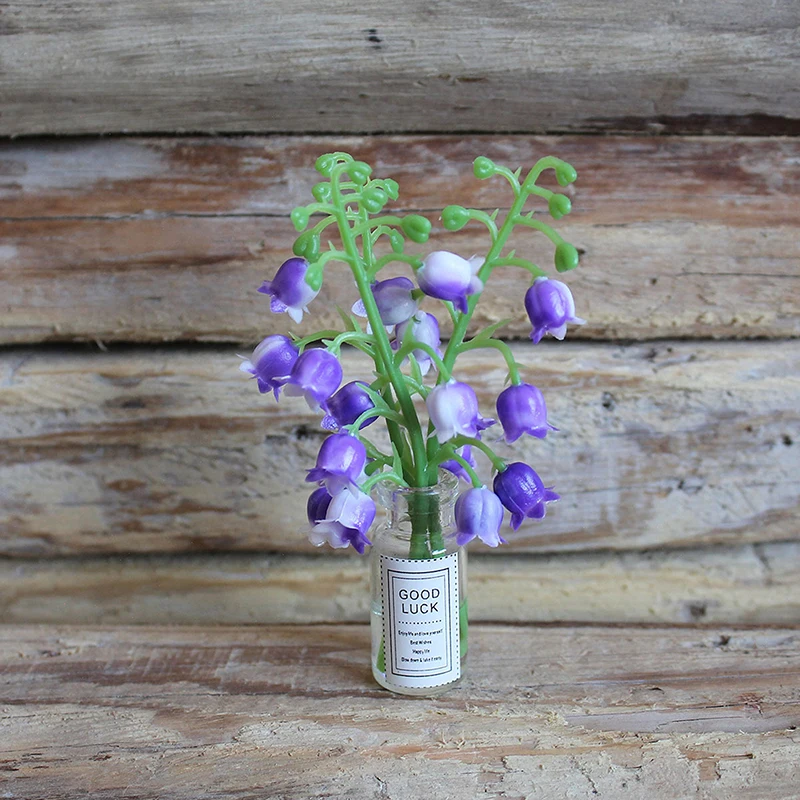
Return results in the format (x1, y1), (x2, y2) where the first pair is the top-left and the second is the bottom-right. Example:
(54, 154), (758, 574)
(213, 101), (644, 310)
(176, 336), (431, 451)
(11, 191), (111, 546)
(1, 624), (799, 798)
(2, 341), (797, 557)
(2, 543), (799, 626)
(2, 135), (798, 343)
(2, 0), (799, 136)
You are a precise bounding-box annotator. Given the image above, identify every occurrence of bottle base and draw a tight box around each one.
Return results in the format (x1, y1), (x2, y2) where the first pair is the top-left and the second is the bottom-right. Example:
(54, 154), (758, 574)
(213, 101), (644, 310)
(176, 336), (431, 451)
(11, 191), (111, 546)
(371, 664), (463, 696)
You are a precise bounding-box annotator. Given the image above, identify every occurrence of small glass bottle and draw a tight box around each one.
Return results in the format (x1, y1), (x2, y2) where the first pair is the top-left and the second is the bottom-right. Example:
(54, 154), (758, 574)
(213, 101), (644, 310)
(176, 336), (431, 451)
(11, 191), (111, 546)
(370, 471), (467, 696)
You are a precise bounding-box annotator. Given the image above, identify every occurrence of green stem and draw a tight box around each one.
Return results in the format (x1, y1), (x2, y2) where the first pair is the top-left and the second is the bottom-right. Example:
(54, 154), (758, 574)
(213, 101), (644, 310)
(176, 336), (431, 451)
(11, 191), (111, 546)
(458, 339), (522, 385)
(393, 340), (450, 379)
(452, 435), (507, 473)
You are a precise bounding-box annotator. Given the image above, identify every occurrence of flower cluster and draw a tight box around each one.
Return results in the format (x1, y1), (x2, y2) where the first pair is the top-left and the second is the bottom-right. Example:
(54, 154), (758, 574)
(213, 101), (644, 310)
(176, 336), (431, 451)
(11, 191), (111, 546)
(241, 152), (585, 556)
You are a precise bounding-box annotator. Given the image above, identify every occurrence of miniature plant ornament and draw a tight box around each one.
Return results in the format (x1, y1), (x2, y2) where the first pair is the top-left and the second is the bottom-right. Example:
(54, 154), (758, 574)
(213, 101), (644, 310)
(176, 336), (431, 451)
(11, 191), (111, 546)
(240, 151), (584, 692)
(240, 151), (584, 550)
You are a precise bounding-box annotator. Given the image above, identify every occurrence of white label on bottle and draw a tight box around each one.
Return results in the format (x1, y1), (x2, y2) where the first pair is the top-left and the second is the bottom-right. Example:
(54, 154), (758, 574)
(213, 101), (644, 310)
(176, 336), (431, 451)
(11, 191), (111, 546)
(380, 553), (460, 688)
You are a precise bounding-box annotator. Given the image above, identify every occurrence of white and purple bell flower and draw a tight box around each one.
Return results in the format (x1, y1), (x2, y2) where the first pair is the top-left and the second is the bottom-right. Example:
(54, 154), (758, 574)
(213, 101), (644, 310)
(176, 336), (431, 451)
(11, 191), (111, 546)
(393, 311), (442, 376)
(352, 277), (419, 327)
(440, 445), (476, 482)
(282, 348), (343, 412)
(525, 277), (585, 344)
(416, 251), (484, 313)
(307, 486), (375, 555)
(496, 383), (556, 443)
(238, 335), (299, 398)
(453, 487), (507, 547)
(258, 257), (320, 324)
(493, 462), (560, 530)
(306, 432), (367, 494)
(426, 379), (495, 444)
(322, 381), (377, 431)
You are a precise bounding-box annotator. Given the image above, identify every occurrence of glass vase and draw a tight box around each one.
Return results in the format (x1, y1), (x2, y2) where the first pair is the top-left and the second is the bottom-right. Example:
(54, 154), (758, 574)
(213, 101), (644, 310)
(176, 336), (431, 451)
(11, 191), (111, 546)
(369, 471), (467, 696)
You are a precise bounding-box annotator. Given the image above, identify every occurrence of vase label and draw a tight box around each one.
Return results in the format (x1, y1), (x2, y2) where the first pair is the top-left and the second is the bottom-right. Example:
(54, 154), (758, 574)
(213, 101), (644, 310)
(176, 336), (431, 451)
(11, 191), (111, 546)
(380, 553), (460, 688)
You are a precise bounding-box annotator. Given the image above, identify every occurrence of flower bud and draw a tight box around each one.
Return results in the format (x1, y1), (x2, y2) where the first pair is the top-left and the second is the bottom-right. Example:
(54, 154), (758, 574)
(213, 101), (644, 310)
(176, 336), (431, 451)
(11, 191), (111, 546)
(524, 277), (585, 344)
(441, 205), (470, 231)
(493, 462), (560, 530)
(401, 215), (432, 244)
(426, 379), (495, 444)
(283, 348), (343, 412)
(548, 194), (572, 220)
(238, 334), (299, 399)
(258, 257), (320, 323)
(453, 487), (506, 547)
(290, 207), (310, 231)
(554, 242), (580, 273)
(322, 381), (377, 430)
(473, 156), (495, 180)
(496, 383), (555, 443)
(417, 251), (484, 313)
(312, 182), (332, 203)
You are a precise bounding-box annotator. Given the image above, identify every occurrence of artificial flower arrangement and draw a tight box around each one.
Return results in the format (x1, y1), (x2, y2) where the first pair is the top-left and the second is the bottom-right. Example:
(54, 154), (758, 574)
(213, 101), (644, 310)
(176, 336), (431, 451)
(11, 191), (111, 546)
(240, 151), (584, 694)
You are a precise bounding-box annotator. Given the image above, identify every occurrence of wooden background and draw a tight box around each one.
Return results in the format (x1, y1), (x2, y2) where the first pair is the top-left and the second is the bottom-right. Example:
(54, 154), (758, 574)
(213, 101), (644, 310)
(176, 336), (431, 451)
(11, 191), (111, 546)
(1, 1), (799, 796)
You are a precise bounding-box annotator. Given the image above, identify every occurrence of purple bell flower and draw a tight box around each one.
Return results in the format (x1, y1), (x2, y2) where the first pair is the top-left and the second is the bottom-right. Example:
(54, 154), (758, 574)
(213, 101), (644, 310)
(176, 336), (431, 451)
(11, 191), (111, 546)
(524, 277), (585, 344)
(258, 257), (320, 324)
(308, 488), (375, 554)
(238, 334), (299, 399)
(283, 348), (343, 412)
(453, 487), (507, 547)
(416, 251), (484, 313)
(496, 383), (556, 443)
(322, 381), (377, 431)
(393, 311), (442, 376)
(306, 433), (367, 494)
(307, 486), (333, 526)
(352, 277), (419, 327)
(493, 462), (560, 530)
(441, 446), (476, 483)
(426, 379), (495, 444)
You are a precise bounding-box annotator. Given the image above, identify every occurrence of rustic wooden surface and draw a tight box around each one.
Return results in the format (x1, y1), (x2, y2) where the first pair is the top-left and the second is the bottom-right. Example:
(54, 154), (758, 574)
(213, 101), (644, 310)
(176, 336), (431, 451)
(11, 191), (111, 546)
(2, 135), (798, 343)
(3, 1), (799, 137)
(2, 341), (797, 557)
(1, 543), (799, 626)
(1, 624), (798, 799)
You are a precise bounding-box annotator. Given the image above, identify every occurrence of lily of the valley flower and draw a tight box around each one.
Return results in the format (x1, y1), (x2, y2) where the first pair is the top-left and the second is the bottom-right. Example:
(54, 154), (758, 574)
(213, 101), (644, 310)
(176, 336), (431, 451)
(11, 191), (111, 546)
(524, 277), (585, 343)
(493, 462), (560, 530)
(426, 379), (495, 444)
(306, 486), (333, 526)
(308, 488), (376, 554)
(258, 257), (320, 323)
(283, 348), (343, 411)
(238, 335), (299, 398)
(496, 383), (555, 443)
(322, 381), (377, 431)
(453, 487), (507, 547)
(306, 432), (367, 494)
(393, 311), (442, 375)
(416, 251), (484, 313)
(352, 277), (419, 327)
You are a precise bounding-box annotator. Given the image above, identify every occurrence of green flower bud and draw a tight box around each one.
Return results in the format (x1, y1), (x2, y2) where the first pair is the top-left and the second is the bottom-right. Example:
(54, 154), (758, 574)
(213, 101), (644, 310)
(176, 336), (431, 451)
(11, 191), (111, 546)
(290, 207), (310, 231)
(548, 194), (572, 220)
(305, 262), (324, 292)
(312, 182), (332, 203)
(293, 231), (320, 262)
(383, 178), (400, 201)
(401, 214), (432, 244)
(314, 154), (337, 177)
(473, 156), (496, 180)
(555, 162), (578, 187)
(442, 205), (470, 231)
(554, 241), (580, 272)
(348, 161), (372, 185)
(360, 187), (388, 214)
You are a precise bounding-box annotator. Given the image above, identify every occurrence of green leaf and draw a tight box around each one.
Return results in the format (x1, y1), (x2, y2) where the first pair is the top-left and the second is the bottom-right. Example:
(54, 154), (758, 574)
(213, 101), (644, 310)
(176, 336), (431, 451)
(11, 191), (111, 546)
(470, 318), (513, 342)
(335, 305), (362, 333)
(408, 352), (424, 386)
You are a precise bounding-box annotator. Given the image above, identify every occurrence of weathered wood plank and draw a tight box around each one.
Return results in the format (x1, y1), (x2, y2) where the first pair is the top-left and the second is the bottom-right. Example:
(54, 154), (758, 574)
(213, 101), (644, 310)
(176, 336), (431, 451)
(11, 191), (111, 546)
(2, 1), (798, 136)
(1, 624), (798, 798)
(1, 341), (797, 556)
(2, 543), (799, 626)
(1, 135), (798, 343)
